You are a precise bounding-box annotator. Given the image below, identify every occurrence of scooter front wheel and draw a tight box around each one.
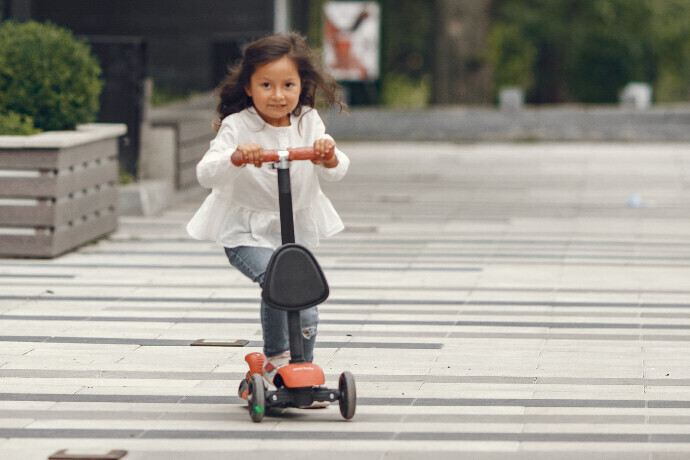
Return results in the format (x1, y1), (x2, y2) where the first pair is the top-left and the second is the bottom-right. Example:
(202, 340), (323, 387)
(248, 374), (266, 422)
(338, 371), (356, 420)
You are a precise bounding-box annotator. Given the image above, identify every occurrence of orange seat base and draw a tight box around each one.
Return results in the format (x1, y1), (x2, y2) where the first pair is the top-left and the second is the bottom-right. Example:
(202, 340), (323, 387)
(276, 363), (325, 388)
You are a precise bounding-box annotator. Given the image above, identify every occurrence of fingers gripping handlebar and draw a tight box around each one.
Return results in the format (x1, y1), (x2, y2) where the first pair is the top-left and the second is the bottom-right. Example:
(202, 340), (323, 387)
(230, 147), (334, 167)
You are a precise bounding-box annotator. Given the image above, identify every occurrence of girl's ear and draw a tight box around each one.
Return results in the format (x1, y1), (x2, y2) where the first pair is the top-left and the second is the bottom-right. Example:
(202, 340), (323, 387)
(244, 84), (252, 98)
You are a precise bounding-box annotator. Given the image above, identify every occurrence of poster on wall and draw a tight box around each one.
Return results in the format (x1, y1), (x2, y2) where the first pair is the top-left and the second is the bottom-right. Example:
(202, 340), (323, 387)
(323, 1), (380, 82)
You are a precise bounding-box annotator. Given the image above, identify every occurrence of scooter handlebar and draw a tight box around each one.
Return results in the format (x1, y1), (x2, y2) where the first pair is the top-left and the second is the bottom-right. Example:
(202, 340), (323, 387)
(231, 147), (334, 167)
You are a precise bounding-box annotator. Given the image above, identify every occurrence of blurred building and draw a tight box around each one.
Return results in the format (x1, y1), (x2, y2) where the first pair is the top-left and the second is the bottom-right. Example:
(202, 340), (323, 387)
(3, 0), (495, 105)
(4, 0), (311, 92)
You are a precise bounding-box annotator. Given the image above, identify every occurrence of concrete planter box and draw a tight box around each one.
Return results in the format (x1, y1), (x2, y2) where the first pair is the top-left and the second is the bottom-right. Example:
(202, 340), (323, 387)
(0, 123), (126, 258)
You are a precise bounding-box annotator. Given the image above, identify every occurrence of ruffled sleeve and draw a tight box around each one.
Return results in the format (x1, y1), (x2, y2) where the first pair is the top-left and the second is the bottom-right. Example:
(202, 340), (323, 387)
(316, 135), (350, 182)
(196, 116), (243, 189)
(307, 111), (350, 182)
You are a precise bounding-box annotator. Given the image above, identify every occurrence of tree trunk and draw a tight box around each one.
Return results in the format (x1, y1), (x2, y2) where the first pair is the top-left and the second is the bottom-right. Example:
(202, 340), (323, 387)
(432, 0), (493, 104)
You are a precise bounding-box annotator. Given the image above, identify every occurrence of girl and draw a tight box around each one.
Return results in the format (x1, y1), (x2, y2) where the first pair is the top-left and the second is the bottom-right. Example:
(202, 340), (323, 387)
(186, 33), (349, 389)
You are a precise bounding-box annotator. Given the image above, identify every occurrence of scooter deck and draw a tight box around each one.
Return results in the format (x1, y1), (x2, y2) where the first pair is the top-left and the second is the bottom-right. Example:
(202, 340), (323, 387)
(239, 354), (335, 406)
(240, 379), (339, 408)
(264, 386), (341, 408)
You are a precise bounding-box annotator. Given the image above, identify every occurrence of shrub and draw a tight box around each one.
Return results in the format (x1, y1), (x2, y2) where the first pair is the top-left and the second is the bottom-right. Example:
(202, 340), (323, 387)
(0, 111), (41, 136)
(489, 0), (657, 103)
(381, 74), (430, 109)
(487, 23), (536, 97)
(0, 20), (103, 132)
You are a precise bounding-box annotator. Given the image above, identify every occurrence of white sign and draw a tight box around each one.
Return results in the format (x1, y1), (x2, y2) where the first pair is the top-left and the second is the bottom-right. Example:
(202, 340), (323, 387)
(323, 1), (380, 81)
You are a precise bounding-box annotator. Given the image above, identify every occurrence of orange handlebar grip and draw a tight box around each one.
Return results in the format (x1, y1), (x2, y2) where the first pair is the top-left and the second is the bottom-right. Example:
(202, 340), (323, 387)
(231, 147), (333, 166)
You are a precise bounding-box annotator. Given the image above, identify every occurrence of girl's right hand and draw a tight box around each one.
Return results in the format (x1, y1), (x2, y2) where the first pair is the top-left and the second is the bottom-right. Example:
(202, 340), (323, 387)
(235, 143), (264, 168)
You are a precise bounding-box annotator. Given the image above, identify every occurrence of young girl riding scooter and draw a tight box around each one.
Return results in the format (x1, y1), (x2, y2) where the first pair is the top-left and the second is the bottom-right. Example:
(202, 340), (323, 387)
(187, 32), (349, 389)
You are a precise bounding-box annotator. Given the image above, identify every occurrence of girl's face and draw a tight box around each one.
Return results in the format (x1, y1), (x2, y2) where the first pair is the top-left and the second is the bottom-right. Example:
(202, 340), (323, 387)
(245, 55), (301, 127)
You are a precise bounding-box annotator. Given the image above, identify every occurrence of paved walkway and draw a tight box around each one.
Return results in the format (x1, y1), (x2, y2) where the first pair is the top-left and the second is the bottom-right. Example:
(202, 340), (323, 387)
(2, 141), (690, 459)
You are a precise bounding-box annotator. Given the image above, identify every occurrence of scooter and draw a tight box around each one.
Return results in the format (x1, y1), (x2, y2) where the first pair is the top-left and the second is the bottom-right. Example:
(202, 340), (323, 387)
(231, 147), (356, 422)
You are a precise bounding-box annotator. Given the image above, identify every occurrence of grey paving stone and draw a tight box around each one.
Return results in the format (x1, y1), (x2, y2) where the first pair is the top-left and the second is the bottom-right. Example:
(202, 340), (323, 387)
(3, 141), (690, 459)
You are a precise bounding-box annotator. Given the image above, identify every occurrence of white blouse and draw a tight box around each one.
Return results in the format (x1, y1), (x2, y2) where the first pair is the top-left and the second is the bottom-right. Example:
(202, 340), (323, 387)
(186, 107), (350, 249)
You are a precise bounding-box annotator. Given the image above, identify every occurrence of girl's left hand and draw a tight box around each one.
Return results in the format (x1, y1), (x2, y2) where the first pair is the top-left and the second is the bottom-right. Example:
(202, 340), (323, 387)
(312, 138), (338, 168)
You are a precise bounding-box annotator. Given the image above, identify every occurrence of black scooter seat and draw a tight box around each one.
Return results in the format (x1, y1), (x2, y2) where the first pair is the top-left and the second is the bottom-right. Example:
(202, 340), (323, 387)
(262, 243), (329, 311)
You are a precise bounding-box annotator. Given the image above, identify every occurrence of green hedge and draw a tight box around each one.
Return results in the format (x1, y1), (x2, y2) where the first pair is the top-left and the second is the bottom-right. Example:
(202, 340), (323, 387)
(0, 111), (41, 136)
(0, 20), (103, 133)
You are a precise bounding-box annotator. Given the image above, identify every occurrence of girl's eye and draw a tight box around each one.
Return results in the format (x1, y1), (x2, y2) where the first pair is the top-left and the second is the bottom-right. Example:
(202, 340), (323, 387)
(261, 83), (271, 88)
(285, 82), (294, 88)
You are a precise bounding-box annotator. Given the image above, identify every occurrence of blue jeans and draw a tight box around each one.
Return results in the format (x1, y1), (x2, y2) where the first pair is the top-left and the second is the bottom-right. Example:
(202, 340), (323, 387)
(224, 245), (318, 362)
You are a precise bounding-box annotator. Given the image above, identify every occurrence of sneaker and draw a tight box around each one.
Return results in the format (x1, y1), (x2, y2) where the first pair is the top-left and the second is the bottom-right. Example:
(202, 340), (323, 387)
(300, 400), (330, 409)
(262, 350), (290, 389)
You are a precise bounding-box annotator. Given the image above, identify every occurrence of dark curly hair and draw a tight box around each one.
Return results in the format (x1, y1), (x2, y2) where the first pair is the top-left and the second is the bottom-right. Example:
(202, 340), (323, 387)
(214, 32), (345, 131)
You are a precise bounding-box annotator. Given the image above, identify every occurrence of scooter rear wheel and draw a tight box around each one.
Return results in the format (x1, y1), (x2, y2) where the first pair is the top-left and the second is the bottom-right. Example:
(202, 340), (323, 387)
(338, 371), (356, 420)
(248, 374), (265, 422)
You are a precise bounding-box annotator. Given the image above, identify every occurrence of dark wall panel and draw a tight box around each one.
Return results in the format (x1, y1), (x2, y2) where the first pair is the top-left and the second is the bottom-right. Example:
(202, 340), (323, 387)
(31, 0), (274, 91)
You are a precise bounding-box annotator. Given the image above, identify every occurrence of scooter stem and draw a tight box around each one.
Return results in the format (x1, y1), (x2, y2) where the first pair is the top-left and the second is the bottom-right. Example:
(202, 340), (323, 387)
(275, 151), (306, 364)
(276, 152), (295, 245)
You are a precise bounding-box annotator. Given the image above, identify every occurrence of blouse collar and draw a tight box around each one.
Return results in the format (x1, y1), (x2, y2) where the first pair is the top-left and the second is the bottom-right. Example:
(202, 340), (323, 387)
(244, 107), (301, 130)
